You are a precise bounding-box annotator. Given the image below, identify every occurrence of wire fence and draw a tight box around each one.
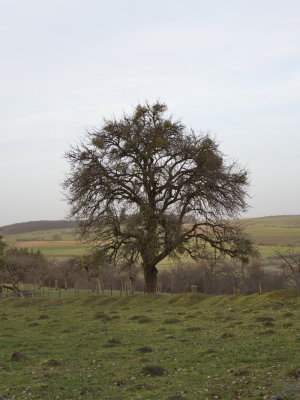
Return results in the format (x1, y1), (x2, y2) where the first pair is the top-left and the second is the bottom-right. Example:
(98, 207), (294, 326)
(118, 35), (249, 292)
(0, 287), (138, 299)
(0, 282), (166, 299)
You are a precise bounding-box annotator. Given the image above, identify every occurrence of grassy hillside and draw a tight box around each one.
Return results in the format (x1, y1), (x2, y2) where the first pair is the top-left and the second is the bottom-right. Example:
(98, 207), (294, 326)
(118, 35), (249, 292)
(243, 215), (300, 228)
(2, 215), (300, 260)
(4, 229), (78, 243)
(0, 290), (299, 399)
(0, 220), (78, 236)
(242, 215), (300, 258)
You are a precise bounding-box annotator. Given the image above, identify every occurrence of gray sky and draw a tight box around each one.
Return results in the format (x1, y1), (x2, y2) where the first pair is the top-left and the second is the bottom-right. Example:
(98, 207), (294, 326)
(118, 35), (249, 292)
(1, 0), (299, 226)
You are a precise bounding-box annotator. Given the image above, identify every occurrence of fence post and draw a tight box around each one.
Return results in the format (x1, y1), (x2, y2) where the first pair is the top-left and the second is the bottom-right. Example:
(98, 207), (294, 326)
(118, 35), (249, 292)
(75, 282), (79, 298)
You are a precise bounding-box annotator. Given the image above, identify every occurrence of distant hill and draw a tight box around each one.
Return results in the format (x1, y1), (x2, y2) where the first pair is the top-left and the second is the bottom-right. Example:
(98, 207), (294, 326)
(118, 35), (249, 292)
(242, 214), (300, 228)
(0, 220), (78, 235)
(2, 215), (300, 235)
(2, 215), (300, 236)
(1, 215), (300, 260)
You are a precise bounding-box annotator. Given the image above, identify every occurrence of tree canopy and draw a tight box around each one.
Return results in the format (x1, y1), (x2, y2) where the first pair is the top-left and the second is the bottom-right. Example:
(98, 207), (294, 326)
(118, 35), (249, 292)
(64, 102), (256, 292)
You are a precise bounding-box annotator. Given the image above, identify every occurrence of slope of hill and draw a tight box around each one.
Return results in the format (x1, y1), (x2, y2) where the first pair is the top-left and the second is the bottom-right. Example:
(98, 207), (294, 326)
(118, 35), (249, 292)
(3, 215), (300, 235)
(242, 214), (300, 228)
(2, 215), (300, 260)
(0, 220), (78, 235)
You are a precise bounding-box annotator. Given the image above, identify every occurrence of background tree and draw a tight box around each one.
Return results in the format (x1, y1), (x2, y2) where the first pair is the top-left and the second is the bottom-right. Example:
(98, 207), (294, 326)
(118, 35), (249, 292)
(276, 250), (300, 289)
(0, 247), (48, 296)
(0, 235), (5, 265)
(64, 102), (256, 292)
(0, 235), (6, 296)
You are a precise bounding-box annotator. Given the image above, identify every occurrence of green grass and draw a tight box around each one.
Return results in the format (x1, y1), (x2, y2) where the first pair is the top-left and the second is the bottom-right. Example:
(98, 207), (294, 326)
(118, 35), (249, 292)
(257, 245), (300, 258)
(22, 246), (92, 259)
(0, 290), (299, 399)
(4, 228), (78, 244)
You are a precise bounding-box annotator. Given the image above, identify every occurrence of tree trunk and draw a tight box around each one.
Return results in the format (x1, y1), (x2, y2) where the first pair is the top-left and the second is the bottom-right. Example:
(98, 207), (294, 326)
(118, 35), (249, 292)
(144, 265), (158, 293)
(129, 276), (135, 294)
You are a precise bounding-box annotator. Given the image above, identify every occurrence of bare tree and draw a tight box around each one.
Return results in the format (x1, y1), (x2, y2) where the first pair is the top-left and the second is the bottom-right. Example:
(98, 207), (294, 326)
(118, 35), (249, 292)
(118, 261), (142, 294)
(0, 246), (48, 296)
(64, 102), (256, 292)
(276, 250), (300, 288)
(0, 235), (5, 263)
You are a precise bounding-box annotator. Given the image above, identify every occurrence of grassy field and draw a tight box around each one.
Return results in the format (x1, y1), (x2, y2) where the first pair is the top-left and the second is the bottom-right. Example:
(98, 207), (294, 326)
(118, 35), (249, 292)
(3, 215), (300, 261)
(16, 245), (91, 259)
(0, 290), (299, 400)
(4, 229), (78, 244)
(257, 245), (300, 258)
(242, 215), (300, 228)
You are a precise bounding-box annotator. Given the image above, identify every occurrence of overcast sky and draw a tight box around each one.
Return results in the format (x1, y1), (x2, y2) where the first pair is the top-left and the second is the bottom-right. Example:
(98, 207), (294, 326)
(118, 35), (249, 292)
(0, 0), (299, 226)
